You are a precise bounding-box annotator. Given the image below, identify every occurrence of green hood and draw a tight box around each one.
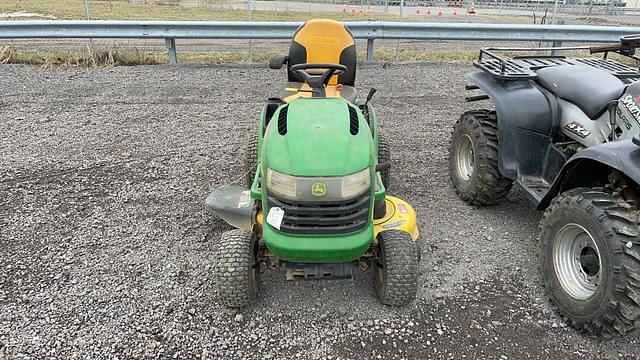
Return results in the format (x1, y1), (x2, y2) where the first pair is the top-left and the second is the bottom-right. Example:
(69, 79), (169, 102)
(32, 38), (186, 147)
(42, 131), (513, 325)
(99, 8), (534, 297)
(263, 98), (372, 176)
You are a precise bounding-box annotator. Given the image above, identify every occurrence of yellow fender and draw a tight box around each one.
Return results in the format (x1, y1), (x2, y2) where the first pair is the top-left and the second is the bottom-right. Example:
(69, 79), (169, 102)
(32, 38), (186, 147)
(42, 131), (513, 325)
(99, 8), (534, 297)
(373, 195), (419, 240)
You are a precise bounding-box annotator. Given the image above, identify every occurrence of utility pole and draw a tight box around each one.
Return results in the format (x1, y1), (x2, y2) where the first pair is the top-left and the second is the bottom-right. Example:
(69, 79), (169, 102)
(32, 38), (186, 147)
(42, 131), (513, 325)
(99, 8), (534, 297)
(83, 0), (90, 19)
(551, 0), (560, 23)
(395, 0), (404, 62)
(248, 0), (253, 62)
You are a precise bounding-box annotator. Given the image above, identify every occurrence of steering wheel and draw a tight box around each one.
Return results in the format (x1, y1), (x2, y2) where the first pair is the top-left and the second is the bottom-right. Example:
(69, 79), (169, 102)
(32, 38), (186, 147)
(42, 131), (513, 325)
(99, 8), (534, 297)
(290, 63), (347, 95)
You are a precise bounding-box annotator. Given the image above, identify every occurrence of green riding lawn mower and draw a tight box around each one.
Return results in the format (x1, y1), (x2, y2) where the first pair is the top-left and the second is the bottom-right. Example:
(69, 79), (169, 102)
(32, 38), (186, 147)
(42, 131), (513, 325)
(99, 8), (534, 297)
(207, 19), (421, 308)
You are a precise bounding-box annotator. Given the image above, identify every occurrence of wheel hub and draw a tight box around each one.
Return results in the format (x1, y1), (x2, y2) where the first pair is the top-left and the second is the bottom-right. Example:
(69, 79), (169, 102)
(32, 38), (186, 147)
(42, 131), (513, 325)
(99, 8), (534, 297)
(455, 134), (475, 181)
(553, 223), (602, 300)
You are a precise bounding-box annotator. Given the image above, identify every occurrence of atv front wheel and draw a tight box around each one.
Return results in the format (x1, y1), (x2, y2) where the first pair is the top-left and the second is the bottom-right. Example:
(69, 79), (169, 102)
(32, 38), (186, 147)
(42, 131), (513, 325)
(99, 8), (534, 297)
(378, 134), (391, 188)
(539, 188), (640, 335)
(214, 229), (260, 308)
(449, 110), (512, 205)
(374, 230), (419, 306)
(244, 131), (259, 187)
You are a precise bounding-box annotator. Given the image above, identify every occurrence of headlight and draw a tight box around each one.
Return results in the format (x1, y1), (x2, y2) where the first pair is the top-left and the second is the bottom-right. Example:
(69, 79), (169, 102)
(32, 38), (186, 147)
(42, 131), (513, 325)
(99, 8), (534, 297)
(266, 169), (297, 199)
(266, 168), (370, 201)
(341, 168), (370, 198)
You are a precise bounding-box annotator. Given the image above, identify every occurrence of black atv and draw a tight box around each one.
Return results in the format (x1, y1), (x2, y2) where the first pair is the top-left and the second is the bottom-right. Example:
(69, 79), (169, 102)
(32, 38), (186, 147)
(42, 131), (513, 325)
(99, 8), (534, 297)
(450, 35), (640, 336)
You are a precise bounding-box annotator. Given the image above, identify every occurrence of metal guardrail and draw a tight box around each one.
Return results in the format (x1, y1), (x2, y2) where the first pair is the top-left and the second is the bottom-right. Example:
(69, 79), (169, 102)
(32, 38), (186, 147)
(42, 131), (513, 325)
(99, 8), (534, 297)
(1, 20), (640, 63)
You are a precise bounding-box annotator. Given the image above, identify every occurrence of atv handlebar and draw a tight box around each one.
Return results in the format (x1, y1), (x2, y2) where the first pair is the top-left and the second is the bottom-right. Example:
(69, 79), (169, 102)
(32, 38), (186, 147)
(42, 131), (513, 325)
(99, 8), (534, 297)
(590, 44), (622, 54)
(590, 34), (640, 56)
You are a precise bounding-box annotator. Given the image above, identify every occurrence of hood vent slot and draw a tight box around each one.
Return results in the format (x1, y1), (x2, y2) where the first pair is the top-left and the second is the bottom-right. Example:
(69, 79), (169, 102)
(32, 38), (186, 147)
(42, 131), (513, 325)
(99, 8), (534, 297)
(277, 105), (288, 135)
(348, 106), (359, 135)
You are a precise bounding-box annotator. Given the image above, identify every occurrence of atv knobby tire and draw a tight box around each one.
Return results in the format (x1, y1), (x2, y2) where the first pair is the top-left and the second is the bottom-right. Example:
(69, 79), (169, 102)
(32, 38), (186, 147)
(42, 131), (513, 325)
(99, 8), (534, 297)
(214, 229), (260, 308)
(449, 110), (512, 205)
(244, 131), (259, 187)
(539, 188), (640, 336)
(378, 134), (391, 188)
(374, 230), (419, 306)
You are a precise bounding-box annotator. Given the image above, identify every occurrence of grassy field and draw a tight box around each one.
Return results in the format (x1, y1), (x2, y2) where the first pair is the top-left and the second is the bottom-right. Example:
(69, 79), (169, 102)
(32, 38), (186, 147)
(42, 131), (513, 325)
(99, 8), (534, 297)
(0, 0), (394, 21)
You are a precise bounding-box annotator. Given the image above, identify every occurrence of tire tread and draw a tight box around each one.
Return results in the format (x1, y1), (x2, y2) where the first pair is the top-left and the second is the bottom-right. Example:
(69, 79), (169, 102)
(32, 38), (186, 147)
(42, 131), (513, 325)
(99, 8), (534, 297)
(375, 230), (419, 306)
(214, 229), (258, 308)
(449, 109), (512, 205)
(539, 188), (640, 336)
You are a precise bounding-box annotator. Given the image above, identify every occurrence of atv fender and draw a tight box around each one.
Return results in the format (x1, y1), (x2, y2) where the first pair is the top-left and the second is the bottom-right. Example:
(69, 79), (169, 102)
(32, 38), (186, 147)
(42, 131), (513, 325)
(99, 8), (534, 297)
(466, 71), (557, 179)
(539, 139), (640, 209)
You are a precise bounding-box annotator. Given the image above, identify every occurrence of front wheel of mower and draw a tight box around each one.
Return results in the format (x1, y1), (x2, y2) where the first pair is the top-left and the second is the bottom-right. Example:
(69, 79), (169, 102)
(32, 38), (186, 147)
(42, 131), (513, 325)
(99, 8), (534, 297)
(378, 134), (391, 188)
(539, 188), (640, 336)
(449, 110), (512, 205)
(244, 131), (259, 187)
(214, 229), (260, 308)
(374, 230), (419, 306)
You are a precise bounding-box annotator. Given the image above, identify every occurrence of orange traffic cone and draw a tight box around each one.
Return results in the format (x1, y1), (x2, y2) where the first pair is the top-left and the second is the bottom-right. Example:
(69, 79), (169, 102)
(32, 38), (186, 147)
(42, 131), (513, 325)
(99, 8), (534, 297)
(437, 7), (443, 15)
(352, 5), (356, 14)
(427, 7), (432, 14)
(469, 2), (476, 13)
(453, 6), (457, 15)
(342, 4), (346, 12)
(416, 7), (421, 14)
(367, 4), (371, 13)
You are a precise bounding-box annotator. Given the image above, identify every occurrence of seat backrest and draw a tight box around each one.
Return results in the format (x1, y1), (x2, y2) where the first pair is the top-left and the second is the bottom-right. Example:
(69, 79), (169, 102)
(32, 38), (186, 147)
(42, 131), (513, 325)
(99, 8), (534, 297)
(287, 19), (357, 87)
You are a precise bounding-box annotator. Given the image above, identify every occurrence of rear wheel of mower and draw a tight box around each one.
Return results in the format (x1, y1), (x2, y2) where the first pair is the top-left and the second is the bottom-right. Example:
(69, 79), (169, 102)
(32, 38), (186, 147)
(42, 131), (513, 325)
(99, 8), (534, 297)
(374, 230), (419, 306)
(244, 131), (259, 187)
(378, 134), (391, 188)
(449, 110), (512, 205)
(214, 229), (260, 308)
(539, 188), (640, 336)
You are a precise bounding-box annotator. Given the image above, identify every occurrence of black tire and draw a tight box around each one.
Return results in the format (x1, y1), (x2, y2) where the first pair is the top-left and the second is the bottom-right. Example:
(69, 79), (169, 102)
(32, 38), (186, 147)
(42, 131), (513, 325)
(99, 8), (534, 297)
(214, 229), (259, 308)
(539, 188), (640, 336)
(449, 110), (512, 205)
(244, 131), (259, 187)
(378, 134), (391, 188)
(374, 230), (419, 306)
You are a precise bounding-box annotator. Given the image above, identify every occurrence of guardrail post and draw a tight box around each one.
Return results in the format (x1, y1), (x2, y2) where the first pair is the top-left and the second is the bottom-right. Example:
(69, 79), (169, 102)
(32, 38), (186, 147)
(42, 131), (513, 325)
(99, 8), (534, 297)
(551, 20), (566, 56)
(165, 38), (177, 65)
(367, 38), (374, 61)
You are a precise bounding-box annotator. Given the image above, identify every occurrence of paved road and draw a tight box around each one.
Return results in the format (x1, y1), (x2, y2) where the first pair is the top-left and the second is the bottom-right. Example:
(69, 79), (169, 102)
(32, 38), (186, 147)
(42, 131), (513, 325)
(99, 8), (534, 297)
(1, 62), (639, 359)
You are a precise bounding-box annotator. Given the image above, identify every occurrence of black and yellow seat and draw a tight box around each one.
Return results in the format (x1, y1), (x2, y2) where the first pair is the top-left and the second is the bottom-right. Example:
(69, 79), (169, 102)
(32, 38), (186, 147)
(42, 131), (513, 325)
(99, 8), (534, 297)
(270, 19), (357, 103)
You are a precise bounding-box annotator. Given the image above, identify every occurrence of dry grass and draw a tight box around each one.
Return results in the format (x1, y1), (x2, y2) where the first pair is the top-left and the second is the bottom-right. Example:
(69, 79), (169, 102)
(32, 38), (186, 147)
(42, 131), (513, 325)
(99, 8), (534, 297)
(0, 45), (481, 67)
(0, 46), (164, 67)
(2, 44), (626, 68)
(0, 0), (395, 21)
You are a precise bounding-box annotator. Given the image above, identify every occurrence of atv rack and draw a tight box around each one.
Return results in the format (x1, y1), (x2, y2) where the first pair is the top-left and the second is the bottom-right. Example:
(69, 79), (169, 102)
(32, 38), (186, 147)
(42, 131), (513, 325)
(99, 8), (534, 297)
(475, 47), (640, 82)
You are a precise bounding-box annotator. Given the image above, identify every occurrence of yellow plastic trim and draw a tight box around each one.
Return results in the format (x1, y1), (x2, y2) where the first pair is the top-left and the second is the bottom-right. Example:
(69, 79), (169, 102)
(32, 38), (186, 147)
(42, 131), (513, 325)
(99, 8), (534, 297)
(373, 196), (420, 240)
(283, 83), (346, 103)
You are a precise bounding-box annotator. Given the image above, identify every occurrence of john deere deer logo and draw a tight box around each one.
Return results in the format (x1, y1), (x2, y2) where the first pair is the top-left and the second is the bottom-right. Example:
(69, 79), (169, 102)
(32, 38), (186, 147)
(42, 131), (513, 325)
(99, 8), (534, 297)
(312, 183), (326, 197)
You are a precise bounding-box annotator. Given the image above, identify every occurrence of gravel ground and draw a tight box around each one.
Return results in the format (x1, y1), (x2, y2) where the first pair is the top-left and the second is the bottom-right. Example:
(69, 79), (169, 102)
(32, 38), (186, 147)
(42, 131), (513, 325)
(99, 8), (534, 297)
(1, 62), (639, 359)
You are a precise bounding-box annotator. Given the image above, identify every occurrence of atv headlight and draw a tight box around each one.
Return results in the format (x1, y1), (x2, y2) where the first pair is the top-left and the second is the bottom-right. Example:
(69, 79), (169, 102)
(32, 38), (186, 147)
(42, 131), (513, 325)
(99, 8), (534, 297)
(341, 168), (370, 198)
(266, 169), (297, 199)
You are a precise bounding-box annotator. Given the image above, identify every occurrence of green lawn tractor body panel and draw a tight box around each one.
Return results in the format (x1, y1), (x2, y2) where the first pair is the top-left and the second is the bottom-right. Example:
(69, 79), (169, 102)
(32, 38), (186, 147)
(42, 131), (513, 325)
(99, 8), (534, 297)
(263, 222), (374, 263)
(259, 97), (378, 263)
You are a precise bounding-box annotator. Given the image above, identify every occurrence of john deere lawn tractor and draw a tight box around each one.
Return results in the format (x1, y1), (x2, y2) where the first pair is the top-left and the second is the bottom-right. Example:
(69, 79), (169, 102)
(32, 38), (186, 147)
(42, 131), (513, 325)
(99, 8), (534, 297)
(207, 19), (420, 308)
